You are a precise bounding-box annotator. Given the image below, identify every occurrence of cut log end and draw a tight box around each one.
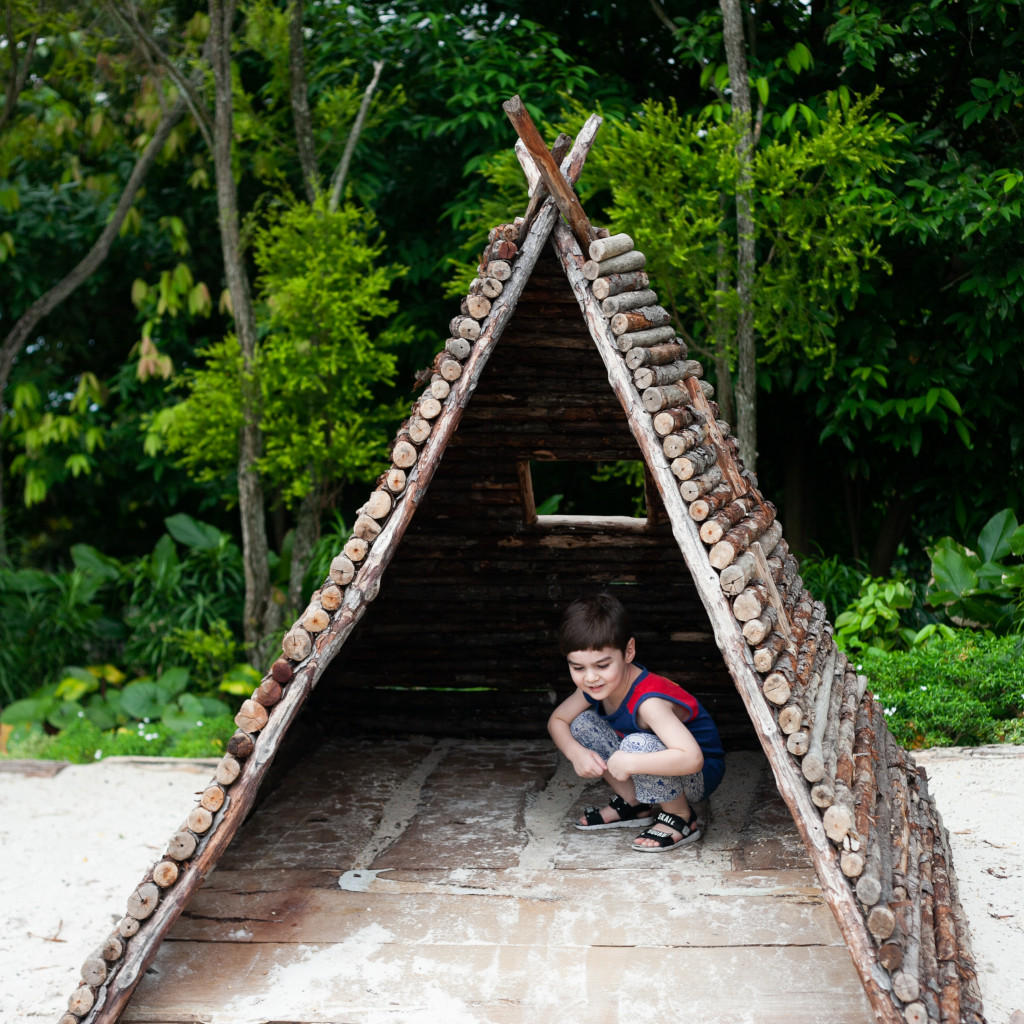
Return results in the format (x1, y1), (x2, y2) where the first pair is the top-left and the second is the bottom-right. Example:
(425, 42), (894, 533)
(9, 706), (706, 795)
(126, 881), (160, 921)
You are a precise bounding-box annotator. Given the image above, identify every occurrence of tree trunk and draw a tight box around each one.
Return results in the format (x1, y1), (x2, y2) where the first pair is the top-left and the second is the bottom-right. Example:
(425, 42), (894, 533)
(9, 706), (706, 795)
(287, 486), (321, 612)
(713, 212), (736, 428)
(720, 0), (757, 472)
(208, 0), (276, 663)
(288, 0), (319, 204)
(0, 93), (188, 558)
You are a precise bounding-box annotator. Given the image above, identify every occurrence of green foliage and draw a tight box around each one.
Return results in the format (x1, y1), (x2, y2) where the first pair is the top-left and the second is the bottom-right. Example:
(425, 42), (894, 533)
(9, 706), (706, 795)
(566, 90), (900, 375)
(590, 462), (646, 516)
(149, 201), (411, 511)
(3, 712), (236, 763)
(862, 633), (1024, 748)
(0, 514), (245, 706)
(115, 516), (245, 672)
(796, 547), (869, 622)
(926, 509), (1024, 632)
(835, 575), (918, 652)
(0, 662), (232, 734)
(0, 562), (121, 705)
(3, 373), (108, 507)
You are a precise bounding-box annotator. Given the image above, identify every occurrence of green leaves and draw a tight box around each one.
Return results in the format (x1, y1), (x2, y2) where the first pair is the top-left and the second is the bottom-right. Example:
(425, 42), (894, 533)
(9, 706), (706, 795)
(835, 574), (916, 652)
(927, 509), (1024, 632)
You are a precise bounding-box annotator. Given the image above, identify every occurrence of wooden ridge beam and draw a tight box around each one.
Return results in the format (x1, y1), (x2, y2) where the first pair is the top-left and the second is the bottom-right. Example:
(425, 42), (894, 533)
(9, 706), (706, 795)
(503, 94), (597, 250)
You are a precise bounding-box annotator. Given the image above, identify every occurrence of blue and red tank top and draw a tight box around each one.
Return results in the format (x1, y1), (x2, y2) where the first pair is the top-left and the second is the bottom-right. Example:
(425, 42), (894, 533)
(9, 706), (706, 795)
(583, 665), (725, 765)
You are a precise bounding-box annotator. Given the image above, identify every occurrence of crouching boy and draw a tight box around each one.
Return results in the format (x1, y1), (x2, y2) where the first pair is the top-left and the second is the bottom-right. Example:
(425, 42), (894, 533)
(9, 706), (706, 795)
(548, 593), (726, 852)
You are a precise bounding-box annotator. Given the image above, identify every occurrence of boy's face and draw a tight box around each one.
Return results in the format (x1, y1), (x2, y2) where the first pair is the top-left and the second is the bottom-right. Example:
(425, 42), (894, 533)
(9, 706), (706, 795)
(566, 638), (636, 703)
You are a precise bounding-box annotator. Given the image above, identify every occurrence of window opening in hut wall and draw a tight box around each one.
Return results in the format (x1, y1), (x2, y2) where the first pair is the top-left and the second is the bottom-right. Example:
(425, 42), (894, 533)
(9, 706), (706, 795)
(525, 460), (647, 524)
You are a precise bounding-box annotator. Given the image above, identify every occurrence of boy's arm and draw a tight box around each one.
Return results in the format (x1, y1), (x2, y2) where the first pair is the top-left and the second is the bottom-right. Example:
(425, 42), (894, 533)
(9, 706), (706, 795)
(548, 690), (607, 778)
(606, 698), (704, 781)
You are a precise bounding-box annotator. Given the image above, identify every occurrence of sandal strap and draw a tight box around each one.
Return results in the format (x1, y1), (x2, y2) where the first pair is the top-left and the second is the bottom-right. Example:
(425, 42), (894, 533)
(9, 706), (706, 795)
(654, 810), (691, 833)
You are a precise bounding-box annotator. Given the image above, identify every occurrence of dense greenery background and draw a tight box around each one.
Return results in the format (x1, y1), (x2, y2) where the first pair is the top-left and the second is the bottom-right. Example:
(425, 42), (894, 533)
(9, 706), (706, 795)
(1, 1), (1022, 757)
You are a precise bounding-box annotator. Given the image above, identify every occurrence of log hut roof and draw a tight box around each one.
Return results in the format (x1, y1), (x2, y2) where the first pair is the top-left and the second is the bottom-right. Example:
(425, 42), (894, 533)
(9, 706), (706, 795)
(61, 102), (985, 1024)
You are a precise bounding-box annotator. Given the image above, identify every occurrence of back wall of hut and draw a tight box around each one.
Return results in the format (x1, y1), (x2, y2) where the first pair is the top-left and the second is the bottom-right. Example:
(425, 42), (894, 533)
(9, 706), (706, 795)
(314, 247), (753, 746)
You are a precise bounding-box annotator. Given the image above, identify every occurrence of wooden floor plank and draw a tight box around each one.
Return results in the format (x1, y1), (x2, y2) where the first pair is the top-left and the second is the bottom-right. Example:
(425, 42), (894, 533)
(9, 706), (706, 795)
(124, 743), (875, 1024)
(123, 941), (874, 1024)
(173, 883), (842, 948)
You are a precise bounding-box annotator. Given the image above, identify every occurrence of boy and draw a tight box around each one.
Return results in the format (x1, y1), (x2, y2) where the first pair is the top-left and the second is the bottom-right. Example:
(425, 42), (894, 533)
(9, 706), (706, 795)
(548, 593), (726, 852)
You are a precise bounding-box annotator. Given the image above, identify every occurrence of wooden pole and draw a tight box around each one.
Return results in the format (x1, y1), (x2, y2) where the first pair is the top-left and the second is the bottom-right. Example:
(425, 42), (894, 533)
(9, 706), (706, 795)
(503, 95), (596, 250)
(79, 124), (605, 1024)
(547, 215), (902, 1024)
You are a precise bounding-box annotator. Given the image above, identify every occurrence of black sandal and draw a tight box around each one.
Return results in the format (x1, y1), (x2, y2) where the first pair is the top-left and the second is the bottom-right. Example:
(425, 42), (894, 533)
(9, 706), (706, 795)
(575, 794), (656, 831)
(632, 810), (701, 852)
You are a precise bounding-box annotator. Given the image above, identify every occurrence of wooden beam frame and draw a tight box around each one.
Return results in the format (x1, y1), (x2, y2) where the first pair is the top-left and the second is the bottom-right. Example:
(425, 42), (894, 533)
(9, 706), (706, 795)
(545, 214), (903, 1024)
(503, 95), (596, 250)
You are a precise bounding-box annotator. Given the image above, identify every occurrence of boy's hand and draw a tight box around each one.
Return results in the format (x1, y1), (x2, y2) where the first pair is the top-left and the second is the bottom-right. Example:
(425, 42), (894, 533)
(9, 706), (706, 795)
(571, 749), (608, 779)
(605, 751), (634, 782)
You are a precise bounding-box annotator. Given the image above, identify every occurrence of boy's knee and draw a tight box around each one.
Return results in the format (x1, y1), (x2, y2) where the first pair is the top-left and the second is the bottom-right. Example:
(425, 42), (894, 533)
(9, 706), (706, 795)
(569, 709), (599, 741)
(619, 732), (664, 755)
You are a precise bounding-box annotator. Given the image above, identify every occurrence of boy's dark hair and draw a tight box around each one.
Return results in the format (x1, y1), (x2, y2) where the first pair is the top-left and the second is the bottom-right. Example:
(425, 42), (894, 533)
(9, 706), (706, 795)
(558, 593), (632, 655)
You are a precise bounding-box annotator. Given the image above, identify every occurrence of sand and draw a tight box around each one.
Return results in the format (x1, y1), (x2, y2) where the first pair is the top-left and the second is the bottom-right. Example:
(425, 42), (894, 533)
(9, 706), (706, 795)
(0, 747), (1021, 1024)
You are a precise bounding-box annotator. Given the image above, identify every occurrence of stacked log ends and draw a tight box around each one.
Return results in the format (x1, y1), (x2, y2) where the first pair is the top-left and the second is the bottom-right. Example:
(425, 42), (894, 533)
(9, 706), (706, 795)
(66, 215), (536, 1024)
(585, 227), (984, 1023)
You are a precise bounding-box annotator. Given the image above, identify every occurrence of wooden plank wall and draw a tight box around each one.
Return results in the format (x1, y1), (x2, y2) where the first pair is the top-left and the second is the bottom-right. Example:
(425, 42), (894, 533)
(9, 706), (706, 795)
(315, 247), (753, 746)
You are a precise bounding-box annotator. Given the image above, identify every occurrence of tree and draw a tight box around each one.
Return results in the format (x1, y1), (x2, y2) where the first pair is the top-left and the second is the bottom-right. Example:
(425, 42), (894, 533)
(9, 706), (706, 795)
(0, 2), (197, 557)
(148, 199), (410, 613)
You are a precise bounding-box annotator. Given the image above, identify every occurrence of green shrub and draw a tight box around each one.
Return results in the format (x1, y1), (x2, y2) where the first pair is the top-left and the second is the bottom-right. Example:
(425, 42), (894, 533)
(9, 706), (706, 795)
(861, 632), (1024, 748)
(3, 711), (235, 763)
(796, 548), (869, 622)
(835, 575), (917, 652)
(927, 508), (1024, 632)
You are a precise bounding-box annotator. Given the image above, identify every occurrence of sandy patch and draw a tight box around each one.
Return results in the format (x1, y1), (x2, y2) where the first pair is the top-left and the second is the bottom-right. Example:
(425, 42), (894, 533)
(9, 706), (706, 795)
(0, 757), (216, 1022)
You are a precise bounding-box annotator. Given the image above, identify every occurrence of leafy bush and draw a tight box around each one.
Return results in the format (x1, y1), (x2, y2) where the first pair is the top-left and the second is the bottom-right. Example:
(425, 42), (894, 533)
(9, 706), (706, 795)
(861, 632), (1024, 748)
(834, 575), (918, 651)
(0, 564), (122, 704)
(3, 712), (235, 763)
(796, 547), (869, 622)
(927, 508), (1024, 632)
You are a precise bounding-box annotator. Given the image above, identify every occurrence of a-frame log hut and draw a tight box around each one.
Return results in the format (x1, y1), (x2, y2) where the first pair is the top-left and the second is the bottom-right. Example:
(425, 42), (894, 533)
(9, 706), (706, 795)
(60, 101), (985, 1024)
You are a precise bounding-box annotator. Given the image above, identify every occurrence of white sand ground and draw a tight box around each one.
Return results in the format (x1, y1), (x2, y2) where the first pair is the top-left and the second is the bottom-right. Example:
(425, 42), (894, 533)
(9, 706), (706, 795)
(0, 747), (1021, 1024)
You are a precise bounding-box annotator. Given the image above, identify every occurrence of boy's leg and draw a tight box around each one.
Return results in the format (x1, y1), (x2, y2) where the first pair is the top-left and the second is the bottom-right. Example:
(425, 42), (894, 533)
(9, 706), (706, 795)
(618, 733), (709, 848)
(569, 712), (655, 827)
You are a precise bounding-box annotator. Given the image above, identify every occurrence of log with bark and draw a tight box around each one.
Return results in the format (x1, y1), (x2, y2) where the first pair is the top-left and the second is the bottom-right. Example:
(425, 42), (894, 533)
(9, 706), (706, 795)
(708, 501), (777, 569)
(634, 359), (703, 390)
(588, 232), (634, 262)
(752, 631), (788, 674)
(688, 483), (736, 522)
(617, 325), (679, 353)
(800, 645), (840, 782)
(446, 335), (472, 360)
(591, 269), (650, 301)
(670, 444), (718, 482)
(462, 293), (492, 319)
(583, 248), (647, 280)
(741, 603), (777, 645)
(484, 258), (512, 281)
(449, 314), (481, 341)
(652, 406), (700, 436)
(600, 288), (659, 316)
(699, 493), (760, 545)
(610, 304), (670, 335)
(661, 422), (708, 459)
(432, 351), (463, 381)
(643, 382), (691, 413)
(626, 340), (688, 370)
(678, 465), (723, 502)
(762, 649), (797, 705)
